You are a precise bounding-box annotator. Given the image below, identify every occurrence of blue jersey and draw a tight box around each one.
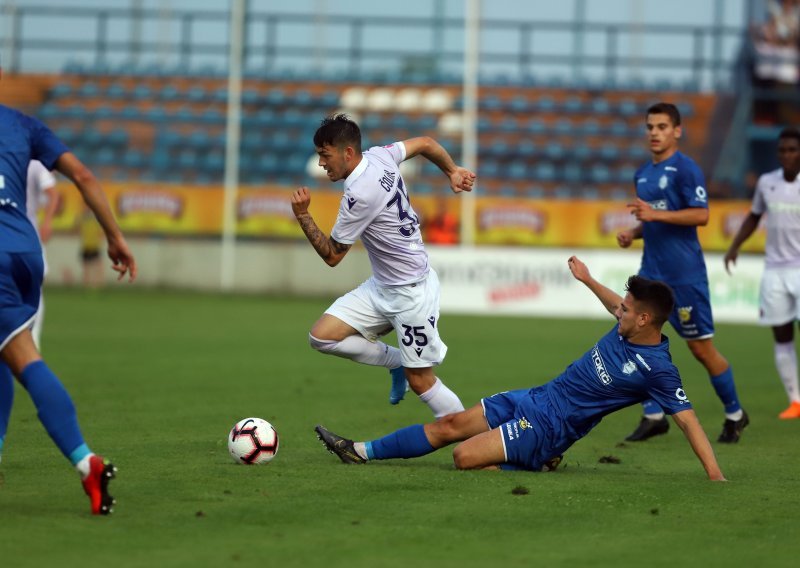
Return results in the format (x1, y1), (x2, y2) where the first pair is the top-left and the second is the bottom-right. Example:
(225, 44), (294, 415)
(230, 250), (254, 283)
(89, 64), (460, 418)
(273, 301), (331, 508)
(542, 325), (690, 440)
(634, 151), (709, 285)
(0, 105), (68, 253)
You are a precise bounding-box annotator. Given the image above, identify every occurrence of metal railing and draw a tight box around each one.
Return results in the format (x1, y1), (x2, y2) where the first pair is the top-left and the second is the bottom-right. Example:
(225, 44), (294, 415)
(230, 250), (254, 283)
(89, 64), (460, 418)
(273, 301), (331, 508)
(1, 4), (746, 90)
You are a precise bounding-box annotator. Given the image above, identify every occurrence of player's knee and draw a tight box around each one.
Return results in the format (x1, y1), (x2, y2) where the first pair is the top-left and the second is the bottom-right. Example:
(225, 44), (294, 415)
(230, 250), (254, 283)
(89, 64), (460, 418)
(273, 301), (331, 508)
(431, 413), (461, 441)
(452, 444), (477, 470)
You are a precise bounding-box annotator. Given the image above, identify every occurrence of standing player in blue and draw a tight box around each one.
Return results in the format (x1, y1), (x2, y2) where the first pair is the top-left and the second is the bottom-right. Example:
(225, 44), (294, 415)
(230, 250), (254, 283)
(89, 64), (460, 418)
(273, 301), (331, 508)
(315, 256), (726, 481)
(291, 114), (475, 418)
(616, 102), (747, 443)
(0, 67), (137, 514)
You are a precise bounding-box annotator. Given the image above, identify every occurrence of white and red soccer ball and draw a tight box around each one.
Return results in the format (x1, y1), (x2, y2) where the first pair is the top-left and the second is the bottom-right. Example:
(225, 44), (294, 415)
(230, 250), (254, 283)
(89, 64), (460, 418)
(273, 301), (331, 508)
(228, 417), (279, 464)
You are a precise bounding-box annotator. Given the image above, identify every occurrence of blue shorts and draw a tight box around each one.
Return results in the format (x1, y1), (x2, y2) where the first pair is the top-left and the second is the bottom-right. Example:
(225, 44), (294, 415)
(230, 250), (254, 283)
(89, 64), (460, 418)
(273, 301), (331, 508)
(0, 252), (43, 350)
(668, 281), (714, 340)
(481, 388), (572, 471)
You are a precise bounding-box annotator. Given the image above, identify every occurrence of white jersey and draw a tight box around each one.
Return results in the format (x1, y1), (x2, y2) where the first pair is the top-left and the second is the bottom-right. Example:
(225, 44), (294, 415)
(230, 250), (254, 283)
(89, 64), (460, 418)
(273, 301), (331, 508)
(26, 160), (57, 233)
(752, 168), (800, 268)
(331, 143), (428, 286)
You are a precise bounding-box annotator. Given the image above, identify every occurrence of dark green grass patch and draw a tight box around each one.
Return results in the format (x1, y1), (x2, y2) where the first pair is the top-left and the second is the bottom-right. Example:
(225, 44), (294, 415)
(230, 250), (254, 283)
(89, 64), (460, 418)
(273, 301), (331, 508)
(0, 287), (797, 567)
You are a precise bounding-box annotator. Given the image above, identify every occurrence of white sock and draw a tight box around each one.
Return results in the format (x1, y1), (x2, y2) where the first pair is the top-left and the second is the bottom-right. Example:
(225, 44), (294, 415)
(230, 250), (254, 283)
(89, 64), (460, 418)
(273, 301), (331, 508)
(309, 334), (402, 369)
(644, 412), (665, 420)
(775, 341), (800, 403)
(75, 453), (95, 478)
(725, 409), (744, 421)
(353, 442), (369, 460)
(419, 377), (464, 418)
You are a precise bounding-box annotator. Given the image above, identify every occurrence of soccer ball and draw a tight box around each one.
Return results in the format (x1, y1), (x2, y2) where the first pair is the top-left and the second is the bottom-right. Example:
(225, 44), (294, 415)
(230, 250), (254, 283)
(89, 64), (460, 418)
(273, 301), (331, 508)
(228, 417), (279, 464)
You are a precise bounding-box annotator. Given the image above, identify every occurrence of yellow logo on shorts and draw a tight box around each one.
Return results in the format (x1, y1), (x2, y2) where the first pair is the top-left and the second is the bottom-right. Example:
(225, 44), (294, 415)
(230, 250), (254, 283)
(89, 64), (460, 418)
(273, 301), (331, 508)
(678, 306), (693, 323)
(518, 417), (531, 430)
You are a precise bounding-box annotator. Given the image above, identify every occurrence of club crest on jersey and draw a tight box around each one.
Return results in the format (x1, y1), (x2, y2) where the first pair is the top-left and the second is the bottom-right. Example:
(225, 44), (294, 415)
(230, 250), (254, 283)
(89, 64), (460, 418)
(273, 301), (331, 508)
(658, 174), (668, 189)
(346, 196), (357, 209)
(678, 306), (693, 323)
(518, 417), (531, 430)
(622, 360), (637, 375)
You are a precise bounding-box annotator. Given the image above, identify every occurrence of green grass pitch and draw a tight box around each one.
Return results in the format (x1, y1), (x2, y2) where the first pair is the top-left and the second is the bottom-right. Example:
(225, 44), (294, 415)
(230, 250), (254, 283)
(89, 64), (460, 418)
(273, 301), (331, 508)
(0, 287), (798, 567)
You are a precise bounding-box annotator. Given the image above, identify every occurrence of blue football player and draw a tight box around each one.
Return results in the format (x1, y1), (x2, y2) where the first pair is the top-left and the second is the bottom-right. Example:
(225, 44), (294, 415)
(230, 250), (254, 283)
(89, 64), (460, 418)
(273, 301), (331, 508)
(315, 256), (726, 481)
(616, 102), (747, 443)
(0, 65), (137, 514)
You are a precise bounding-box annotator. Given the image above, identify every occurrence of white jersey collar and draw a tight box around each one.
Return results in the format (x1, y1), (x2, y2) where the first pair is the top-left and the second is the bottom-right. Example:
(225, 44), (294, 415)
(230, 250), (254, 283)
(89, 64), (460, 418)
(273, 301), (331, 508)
(344, 155), (369, 191)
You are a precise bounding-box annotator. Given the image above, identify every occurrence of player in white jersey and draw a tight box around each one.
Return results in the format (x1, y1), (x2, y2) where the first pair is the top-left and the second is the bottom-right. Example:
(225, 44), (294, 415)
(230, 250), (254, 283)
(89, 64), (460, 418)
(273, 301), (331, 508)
(725, 127), (800, 419)
(26, 160), (59, 348)
(290, 114), (476, 418)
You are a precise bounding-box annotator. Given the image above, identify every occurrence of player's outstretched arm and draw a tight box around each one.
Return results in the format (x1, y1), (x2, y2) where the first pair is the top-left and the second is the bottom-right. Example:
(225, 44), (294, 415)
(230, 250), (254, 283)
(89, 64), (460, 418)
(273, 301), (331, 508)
(671, 409), (726, 481)
(567, 256), (622, 316)
(724, 212), (762, 274)
(401, 136), (476, 193)
(55, 152), (137, 282)
(291, 186), (350, 266)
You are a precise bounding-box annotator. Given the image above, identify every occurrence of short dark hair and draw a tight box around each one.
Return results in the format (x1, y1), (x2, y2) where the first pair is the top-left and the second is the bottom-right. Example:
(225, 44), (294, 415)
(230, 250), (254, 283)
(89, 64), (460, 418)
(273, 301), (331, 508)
(313, 113), (362, 151)
(647, 102), (681, 127)
(779, 127), (800, 144)
(625, 275), (675, 326)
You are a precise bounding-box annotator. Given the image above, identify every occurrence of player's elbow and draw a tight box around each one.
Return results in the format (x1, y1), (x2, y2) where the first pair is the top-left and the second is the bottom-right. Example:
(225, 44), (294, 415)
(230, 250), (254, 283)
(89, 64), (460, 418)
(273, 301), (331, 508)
(696, 210), (710, 226)
(323, 255), (342, 267)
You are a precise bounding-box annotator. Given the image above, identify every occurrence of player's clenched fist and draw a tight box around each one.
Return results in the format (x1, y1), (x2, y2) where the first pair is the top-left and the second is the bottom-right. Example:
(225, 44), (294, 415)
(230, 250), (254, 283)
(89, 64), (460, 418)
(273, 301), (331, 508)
(617, 230), (634, 248)
(449, 167), (476, 193)
(291, 186), (311, 217)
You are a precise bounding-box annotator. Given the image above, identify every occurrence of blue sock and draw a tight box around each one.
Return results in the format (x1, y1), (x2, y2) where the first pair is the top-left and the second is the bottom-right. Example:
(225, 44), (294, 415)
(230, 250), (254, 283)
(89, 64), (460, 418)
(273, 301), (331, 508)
(641, 399), (663, 415)
(710, 366), (741, 414)
(365, 424), (435, 460)
(0, 362), (14, 453)
(18, 360), (90, 465)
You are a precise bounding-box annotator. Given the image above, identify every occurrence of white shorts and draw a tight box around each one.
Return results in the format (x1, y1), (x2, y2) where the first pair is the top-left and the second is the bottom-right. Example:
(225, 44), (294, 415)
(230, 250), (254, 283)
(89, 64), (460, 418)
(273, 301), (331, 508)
(759, 267), (800, 326)
(325, 268), (447, 368)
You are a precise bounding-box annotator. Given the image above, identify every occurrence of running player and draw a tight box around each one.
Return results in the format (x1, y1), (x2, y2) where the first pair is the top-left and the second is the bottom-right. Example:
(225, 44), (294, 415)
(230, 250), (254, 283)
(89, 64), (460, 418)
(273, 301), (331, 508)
(0, 66), (136, 514)
(291, 114), (475, 418)
(725, 127), (800, 419)
(617, 102), (747, 443)
(315, 256), (725, 481)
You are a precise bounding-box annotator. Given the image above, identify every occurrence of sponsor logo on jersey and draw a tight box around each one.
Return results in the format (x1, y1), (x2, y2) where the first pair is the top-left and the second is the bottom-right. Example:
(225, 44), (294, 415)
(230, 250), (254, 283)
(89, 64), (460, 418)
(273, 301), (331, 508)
(694, 186), (707, 203)
(0, 175), (4, 189)
(658, 174), (669, 189)
(591, 345), (612, 385)
(678, 306), (693, 323)
(622, 360), (637, 375)
(635, 353), (652, 371)
(648, 199), (668, 210)
(675, 388), (689, 403)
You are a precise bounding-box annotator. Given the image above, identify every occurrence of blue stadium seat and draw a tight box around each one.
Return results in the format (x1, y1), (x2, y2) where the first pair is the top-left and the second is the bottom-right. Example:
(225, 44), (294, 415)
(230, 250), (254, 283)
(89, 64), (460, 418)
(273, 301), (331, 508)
(526, 118), (548, 136)
(507, 95), (530, 113)
(533, 96), (557, 114)
(589, 98), (611, 115)
(49, 84), (73, 99)
(562, 96), (585, 114)
(552, 118), (573, 137)
(121, 150), (145, 169)
(265, 89), (286, 107)
(200, 107), (224, 125)
(597, 143), (620, 161)
(39, 104), (60, 121)
(532, 162), (556, 182)
(105, 83), (127, 100)
(92, 105), (115, 120)
(177, 150), (199, 169)
(516, 139), (537, 159)
(562, 163), (584, 183)
(186, 86), (206, 103)
(241, 89), (260, 106)
(203, 151), (225, 174)
(119, 106), (142, 121)
(145, 106), (167, 123)
(507, 162), (527, 181)
(543, 142), (566, 161)
(292, 89), (314, 107)
(608, 120), (632, 138)
(573, 142), (593, 162)
(188, 131), (212, 151)
(54, 126), (76, 145)
(212, 87), (228, 104)
(479, 94), (503, 112)
(479, 159), (501, 179)
(616, 164), (638, 184)
(107, 128), (129, 148)
(131, 85), (153, 100)
(626, 144), (650, 162)
(497, 117), (520, 133)
(617, 98), (640, 117)
(581, 119), (603, 137)
(159, 85), (180, 102)
(93, 147), (116, 166)
(589, 164), (612, 184)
